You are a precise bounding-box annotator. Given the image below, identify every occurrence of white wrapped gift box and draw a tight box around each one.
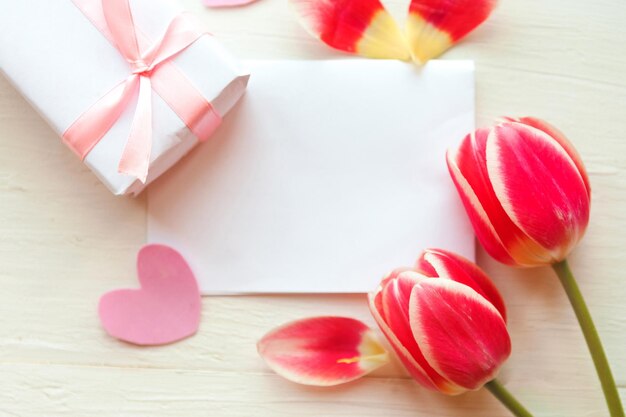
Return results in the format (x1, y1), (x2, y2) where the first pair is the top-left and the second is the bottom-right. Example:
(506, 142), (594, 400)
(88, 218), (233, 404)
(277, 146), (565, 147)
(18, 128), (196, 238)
(0, 0), (249, 195)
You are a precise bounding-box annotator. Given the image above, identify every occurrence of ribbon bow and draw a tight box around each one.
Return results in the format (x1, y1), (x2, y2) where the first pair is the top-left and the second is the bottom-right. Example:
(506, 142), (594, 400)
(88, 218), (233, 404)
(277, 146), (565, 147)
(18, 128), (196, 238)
(65, 0), (221, 183)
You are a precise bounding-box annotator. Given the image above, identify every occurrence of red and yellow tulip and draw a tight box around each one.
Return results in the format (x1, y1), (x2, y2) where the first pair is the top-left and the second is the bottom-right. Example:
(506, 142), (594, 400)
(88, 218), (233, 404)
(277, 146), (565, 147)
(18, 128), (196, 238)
(446, 117), (591, 267)
(369, 249), (510, 394)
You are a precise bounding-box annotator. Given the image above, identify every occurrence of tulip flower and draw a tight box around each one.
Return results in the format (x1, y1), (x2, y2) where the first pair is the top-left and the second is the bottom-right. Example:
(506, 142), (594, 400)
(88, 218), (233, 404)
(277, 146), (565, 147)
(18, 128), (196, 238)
(447, 118), (624, 417)
(369, 249), (532, 416)
(446, 117), (590, 267)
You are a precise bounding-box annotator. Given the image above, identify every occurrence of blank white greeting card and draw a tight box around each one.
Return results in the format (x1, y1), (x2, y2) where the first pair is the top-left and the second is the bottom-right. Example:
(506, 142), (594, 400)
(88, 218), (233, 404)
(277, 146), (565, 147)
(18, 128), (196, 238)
(147, 60), (475, 294)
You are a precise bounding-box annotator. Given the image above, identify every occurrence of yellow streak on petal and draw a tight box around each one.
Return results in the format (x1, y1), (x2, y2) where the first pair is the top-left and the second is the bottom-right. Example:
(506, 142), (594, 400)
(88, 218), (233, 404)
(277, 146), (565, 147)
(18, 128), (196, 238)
(337, 354), (389, 365)
(406, 14), (452, 65)
(337, 356), (360, 364)
(337, 330), (389, 368)
(356, 10), (411, 60)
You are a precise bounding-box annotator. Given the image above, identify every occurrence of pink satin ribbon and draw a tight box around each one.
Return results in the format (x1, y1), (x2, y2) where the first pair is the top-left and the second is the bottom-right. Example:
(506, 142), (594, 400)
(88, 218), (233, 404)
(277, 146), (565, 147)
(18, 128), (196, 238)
(64, 0), (222, 183)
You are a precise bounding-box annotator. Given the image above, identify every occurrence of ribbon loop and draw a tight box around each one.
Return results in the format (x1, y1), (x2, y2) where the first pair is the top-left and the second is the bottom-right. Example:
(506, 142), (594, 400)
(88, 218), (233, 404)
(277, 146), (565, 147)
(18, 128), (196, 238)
(64, 0), (223, 184)
(103, 0), (141, 63)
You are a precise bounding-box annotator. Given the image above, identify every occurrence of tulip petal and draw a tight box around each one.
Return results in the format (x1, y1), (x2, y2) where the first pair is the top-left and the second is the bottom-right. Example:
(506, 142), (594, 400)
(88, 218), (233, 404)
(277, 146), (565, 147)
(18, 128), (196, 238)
(409, 279), (511, 390)
(503, 117), (591, 198)
(258, 316), (389, 386)
(417, 249), (507, 321)
(406, 0), (497, 64)
(446, 130), (516, 265)
(447, 129), (555, 266)
(487, 123), (590, 261)
(289, 0), (410, 60)
(370, 272), (464, 394)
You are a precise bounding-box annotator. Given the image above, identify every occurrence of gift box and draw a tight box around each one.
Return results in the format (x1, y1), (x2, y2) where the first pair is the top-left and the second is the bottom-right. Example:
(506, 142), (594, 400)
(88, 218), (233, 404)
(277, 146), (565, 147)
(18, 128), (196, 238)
(0, 0), (249, 195)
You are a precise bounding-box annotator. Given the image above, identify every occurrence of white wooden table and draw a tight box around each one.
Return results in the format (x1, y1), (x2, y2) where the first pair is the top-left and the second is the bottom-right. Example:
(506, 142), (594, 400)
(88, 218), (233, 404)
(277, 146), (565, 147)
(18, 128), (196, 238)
(1, 0), (624, 415)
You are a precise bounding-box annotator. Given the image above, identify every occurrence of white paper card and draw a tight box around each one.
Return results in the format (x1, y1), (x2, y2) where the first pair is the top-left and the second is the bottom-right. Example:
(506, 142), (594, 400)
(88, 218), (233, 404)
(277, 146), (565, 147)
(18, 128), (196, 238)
(147, 59), (475, 294)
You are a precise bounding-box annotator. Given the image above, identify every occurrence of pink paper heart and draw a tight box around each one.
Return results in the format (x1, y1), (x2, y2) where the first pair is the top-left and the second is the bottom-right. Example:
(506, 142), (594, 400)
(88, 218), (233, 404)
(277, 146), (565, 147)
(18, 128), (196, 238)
(202, 0), (260, 8)
(99, 244), (201, 346)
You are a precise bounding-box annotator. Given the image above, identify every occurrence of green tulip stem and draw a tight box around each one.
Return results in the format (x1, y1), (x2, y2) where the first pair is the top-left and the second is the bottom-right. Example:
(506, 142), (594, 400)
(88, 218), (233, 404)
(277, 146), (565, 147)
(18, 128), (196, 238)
(552, 259), (624, 417)
(485, 379), (534, 417)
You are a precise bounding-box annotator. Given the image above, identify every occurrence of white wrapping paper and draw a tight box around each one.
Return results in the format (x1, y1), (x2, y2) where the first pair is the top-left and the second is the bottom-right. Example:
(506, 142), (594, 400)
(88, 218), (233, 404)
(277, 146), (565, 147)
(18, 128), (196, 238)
(0, 0), (249, 195)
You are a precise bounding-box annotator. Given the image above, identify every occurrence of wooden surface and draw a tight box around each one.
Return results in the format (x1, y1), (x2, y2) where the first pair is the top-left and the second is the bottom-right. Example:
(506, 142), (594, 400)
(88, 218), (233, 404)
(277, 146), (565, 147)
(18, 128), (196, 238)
(1, 0), (625, 415)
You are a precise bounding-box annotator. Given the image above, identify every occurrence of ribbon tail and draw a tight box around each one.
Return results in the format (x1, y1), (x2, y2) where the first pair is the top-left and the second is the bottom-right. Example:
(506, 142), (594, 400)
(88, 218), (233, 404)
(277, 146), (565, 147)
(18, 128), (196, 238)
(118, 75), (152, 183)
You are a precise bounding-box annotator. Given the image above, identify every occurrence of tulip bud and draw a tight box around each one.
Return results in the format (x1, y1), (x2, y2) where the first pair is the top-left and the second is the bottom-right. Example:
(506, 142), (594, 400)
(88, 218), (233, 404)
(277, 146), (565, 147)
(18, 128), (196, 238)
(369, 249), (511, 394)
(446, 117), (591, 267)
